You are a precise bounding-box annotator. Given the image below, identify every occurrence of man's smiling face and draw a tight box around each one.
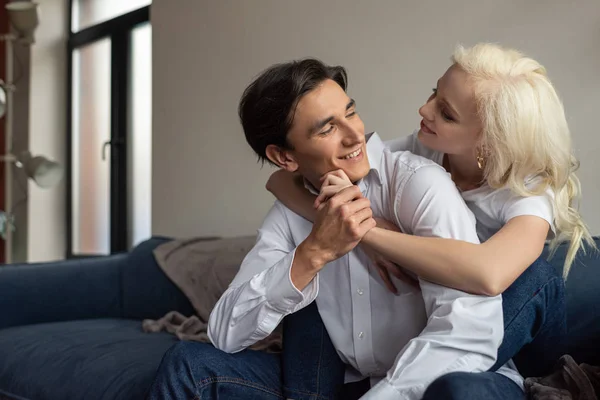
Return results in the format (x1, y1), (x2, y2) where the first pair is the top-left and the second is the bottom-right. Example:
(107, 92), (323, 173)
(281, 79), (369, 188)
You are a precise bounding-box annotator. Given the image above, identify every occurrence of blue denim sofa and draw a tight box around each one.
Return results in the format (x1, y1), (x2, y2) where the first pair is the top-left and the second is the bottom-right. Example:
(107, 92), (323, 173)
(0, 236), (599, 400)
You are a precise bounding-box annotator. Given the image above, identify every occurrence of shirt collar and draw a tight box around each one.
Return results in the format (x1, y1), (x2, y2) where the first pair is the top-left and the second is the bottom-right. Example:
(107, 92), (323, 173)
(303, 132), (385, 194)
(303, 179), (320, 195)
(363, 131), (385, 186)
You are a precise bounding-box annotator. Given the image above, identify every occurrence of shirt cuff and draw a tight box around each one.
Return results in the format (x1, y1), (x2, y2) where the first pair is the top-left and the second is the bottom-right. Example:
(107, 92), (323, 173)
(361, 379), (422, 400)
(265, 248), (319, 313)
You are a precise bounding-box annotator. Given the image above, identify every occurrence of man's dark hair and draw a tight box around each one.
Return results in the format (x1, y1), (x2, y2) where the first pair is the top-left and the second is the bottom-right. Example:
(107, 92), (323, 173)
(238, 58), (347, 165)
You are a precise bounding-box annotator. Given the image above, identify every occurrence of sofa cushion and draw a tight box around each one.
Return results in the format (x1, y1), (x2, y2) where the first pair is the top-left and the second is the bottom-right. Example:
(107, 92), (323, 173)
(152, 235), (258, 321)
(0, 319), (178, 400)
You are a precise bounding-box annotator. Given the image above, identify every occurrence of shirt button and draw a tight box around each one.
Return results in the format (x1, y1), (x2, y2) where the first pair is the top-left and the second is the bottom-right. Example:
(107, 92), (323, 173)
(358, 332), (364, 339)
(357, 289), (364, 296)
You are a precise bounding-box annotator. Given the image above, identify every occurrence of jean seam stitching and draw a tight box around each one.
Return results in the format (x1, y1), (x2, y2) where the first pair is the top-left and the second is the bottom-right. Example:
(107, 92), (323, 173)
(316, 321), (324, 396)
(198, 377), (284, 398)
(504, 276), (561, 330)
(531, 291), (566, 340)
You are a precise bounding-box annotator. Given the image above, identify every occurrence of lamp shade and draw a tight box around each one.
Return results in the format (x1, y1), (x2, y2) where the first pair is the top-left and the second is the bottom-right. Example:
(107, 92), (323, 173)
(18, 151), (63, 188)
(6, 1), (39, 43)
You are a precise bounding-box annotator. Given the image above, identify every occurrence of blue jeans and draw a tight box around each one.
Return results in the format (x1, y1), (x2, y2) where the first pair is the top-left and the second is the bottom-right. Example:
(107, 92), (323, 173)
(145, 303), (340, 400)
(421, 371), (525, 399)
(492, 257), (567, 377)
(283, 256), (566, 399)
(145, 341), (284, 400)
(146, 257), (565, 399)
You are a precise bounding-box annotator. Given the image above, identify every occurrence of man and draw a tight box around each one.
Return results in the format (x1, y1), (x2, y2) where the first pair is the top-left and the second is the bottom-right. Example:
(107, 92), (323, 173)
(146, 59), (525, 399)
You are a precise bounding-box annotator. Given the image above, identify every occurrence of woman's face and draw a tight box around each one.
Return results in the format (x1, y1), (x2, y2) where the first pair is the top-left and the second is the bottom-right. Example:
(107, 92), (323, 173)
(418, 64), (483, 157)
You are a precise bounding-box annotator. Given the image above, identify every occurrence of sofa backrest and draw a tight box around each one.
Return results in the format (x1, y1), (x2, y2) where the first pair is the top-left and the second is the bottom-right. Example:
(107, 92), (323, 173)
(120, 236), (195, 320)
(123, 235), (599, 364)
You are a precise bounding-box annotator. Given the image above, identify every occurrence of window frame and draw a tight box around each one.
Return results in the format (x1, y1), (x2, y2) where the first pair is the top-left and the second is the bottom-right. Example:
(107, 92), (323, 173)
(66, 3), (150, 258)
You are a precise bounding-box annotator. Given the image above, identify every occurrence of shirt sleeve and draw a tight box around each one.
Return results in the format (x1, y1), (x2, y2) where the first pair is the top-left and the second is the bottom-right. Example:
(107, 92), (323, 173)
(383, 131), (418, 153)
(207, 202), (319, 353)
(363, 165), (505, 400)
(500, 189), (555, 235)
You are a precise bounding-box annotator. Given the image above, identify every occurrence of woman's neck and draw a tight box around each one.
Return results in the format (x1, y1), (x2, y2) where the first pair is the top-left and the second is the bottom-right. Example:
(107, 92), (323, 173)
(444, 153), (485, 192)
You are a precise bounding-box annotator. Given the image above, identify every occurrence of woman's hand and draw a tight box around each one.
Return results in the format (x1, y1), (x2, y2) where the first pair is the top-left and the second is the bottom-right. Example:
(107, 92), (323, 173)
(366, 219), (420, 293)
(315, 170), (354, 209)
(372, 218), (420, 292)
(360, 243), (420, 294)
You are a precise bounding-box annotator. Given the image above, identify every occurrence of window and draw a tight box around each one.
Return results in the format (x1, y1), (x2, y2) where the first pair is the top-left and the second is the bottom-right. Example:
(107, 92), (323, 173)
(128, 23), (152, 248)
(72, 0), (151, 32)
(67, 2), (151, 257)
(71, 38), (111, 254)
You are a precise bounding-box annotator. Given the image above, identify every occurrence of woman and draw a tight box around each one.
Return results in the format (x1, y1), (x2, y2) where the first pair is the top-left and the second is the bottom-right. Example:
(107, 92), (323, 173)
(271, 43), (595, 398)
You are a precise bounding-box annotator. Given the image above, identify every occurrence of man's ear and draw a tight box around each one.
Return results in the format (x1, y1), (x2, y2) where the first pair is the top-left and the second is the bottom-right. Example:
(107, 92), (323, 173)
(266, 144), (299, 172)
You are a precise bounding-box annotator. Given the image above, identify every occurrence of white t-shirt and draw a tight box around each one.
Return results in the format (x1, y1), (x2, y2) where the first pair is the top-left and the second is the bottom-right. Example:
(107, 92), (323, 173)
(385, 130), (555, 242)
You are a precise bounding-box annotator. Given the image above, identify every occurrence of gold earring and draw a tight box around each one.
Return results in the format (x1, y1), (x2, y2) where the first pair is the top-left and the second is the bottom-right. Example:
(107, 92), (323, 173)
(476, 148), (486, 170)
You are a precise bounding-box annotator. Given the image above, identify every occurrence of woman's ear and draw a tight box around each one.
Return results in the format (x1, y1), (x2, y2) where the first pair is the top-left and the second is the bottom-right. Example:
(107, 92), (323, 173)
(266, 144), (299, 172)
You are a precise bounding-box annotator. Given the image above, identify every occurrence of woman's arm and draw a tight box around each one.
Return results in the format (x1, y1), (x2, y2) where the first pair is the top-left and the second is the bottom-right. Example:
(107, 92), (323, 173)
(266, 170), (317, 222)
(271, 168), (551, 296)
(267, 170), (418, 292)
(363, 216), (550, 296)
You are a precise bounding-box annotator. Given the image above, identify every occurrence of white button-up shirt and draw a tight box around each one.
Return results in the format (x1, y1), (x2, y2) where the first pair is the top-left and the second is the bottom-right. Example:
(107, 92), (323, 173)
(208, 133), (508, 399)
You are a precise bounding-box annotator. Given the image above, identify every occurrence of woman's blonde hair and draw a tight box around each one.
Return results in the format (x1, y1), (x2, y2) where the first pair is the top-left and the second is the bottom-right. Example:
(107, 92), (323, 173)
(452, 42), (595, 278)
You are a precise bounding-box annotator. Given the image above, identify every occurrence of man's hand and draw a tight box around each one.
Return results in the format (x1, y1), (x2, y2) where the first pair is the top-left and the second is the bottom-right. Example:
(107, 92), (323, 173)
(292, 185), (376, 290)
(314, 172), (420, 293)
(299, 185), (376, 268)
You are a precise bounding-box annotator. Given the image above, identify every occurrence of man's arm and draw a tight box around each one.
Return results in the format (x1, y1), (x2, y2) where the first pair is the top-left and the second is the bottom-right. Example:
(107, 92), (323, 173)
(209, 186), (375, 354)
(362, 165), (504, 399)
(207, 203), (317, 353)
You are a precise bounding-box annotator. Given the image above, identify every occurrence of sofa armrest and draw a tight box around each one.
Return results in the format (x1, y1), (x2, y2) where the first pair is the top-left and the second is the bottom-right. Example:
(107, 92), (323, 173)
(0, 254), (126, 330)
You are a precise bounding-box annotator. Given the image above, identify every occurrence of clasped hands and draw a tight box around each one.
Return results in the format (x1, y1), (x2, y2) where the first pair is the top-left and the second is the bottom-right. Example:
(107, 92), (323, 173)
(313, 170), (419, 293)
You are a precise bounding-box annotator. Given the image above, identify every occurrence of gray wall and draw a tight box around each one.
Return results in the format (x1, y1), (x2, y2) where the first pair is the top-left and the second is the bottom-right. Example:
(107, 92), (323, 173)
(152, 0), (600, 239)
(28, 0), (66, 262)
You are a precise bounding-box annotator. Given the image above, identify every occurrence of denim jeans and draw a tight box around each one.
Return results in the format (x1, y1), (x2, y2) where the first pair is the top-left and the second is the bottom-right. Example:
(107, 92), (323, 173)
(492, 257), (567, 377)
(145, 302), (340, 400)
(145, 341), (284, 400)
(145, 257), (565, 399)
(283, 256), (566, 399)
(281, 301), (345, 399)
(142, 302), (336, 400)
(421, 371), (526, 399)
